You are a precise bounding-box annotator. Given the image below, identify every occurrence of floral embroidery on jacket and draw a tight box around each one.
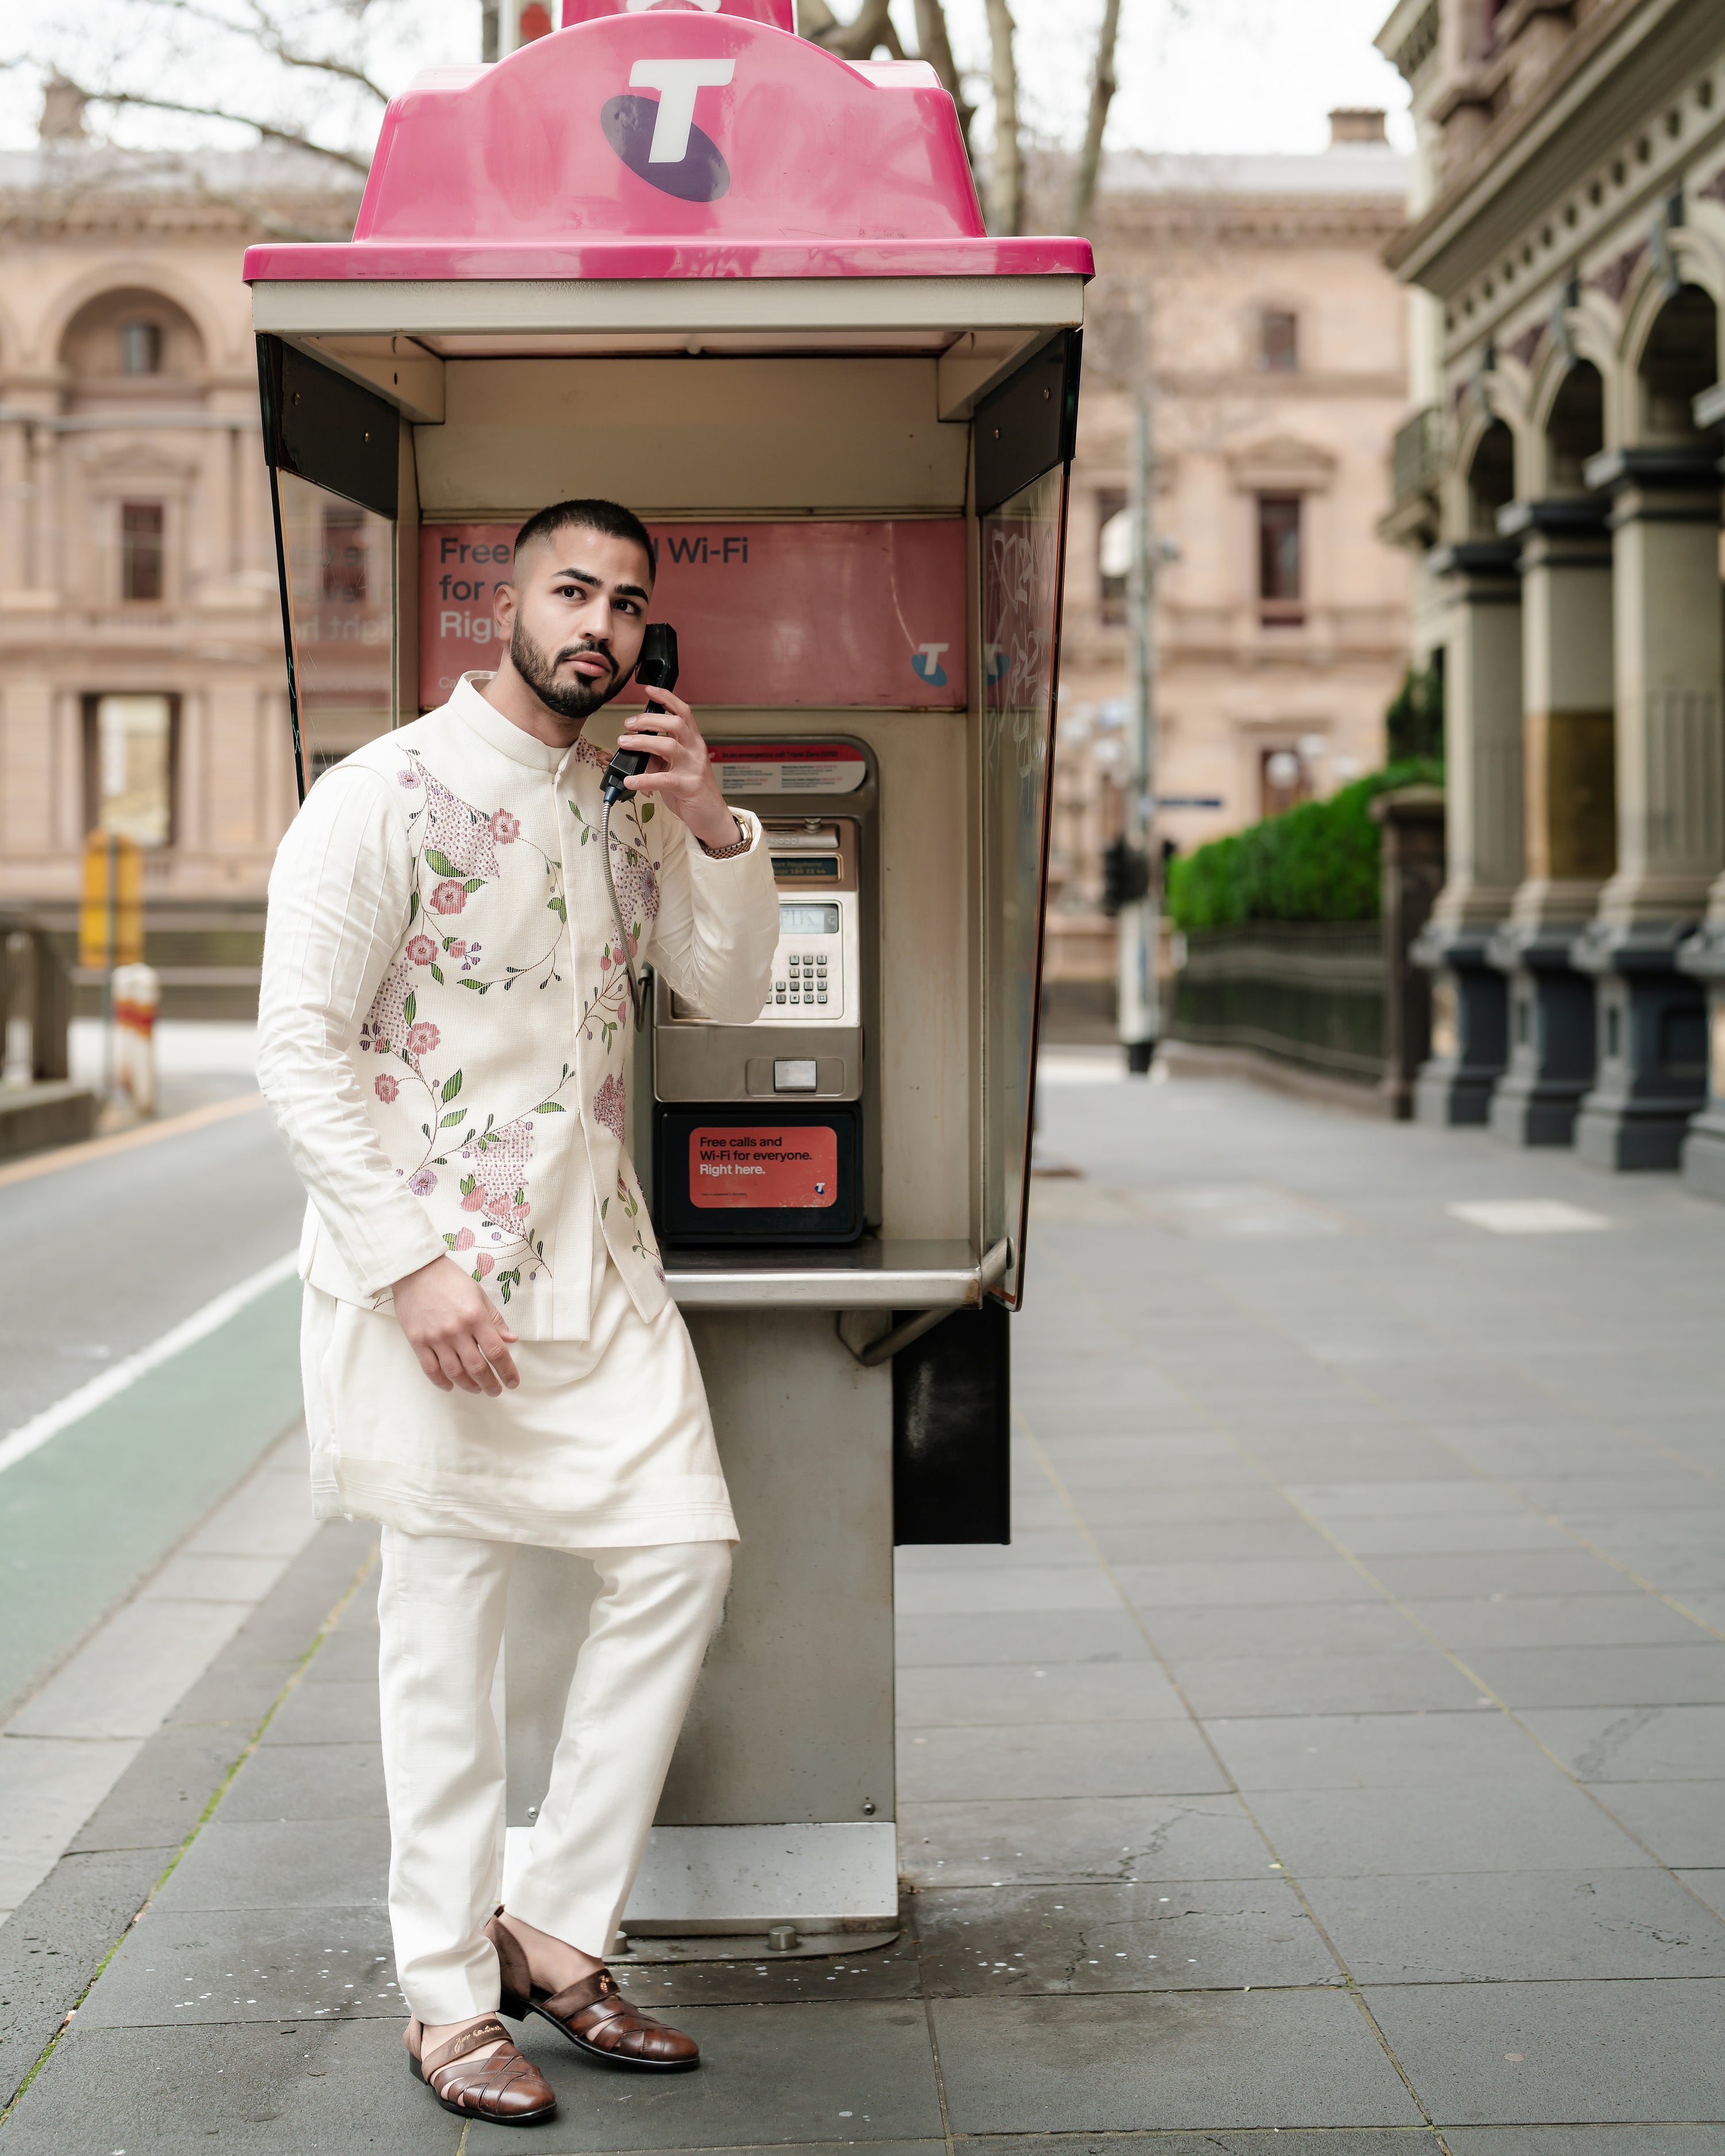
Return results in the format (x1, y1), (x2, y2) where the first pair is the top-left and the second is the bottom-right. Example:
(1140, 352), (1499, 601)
(594, 1073), (626, 1142)
(342, 713), (684, 1320)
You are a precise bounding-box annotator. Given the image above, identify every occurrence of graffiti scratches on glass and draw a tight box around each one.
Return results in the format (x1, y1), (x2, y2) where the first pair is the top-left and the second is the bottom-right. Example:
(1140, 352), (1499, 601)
(984, 515), (1059, 780)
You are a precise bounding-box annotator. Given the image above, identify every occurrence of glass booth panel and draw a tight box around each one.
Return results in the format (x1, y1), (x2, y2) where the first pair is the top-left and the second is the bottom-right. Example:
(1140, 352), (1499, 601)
(981, 464), (1068, 1307)
(271, 470), (395, 791)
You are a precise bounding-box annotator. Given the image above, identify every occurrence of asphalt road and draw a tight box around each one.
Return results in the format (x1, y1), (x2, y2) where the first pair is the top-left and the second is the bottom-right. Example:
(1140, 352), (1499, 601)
(0, 1094), (309, 1711)
(0, 1095), (305, 1430)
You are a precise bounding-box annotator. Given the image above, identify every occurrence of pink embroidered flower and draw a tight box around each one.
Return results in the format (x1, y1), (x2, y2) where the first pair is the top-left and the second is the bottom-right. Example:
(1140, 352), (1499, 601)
(489, 810), (520, 844)
(600, 950), (611, 973)
(409, 1169), (437, 1196)
(374, 1037), (391, 1053)
(453, 1227), (474, 1250)
(430, 880), (467, 916)
(374, 1073), (398, 1103)
(397, 767), (421, 789)
(594, 1073), (626, 1142)
(462, 1186), (487, 1211)
(474, 1253), (494, 1278)
(447, 941), (466, 960)
(406, 934), (438, 966)
(406, 1021), (440, 1058)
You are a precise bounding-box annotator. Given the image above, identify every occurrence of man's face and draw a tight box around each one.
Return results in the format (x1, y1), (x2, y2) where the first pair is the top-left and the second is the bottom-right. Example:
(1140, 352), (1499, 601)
(499, 524), (654, 723)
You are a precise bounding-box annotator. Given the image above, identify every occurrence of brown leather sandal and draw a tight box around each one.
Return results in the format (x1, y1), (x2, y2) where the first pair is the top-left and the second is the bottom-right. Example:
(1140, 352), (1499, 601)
(488, 1909), (700, 2072)
(405, 2015), (558, 2124)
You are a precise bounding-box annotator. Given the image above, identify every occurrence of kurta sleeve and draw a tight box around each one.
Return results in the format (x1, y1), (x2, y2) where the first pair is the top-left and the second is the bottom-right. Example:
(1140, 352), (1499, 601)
(257, 768), (449, 1298)
(648, 807), (779, 1023)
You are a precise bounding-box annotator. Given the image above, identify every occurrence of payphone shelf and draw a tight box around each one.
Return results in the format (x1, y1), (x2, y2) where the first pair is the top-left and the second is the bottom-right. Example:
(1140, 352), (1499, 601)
(663, 1237), (989, 1310)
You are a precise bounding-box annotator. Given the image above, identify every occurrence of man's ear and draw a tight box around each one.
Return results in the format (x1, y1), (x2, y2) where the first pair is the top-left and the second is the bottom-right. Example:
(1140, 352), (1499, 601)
(493, 580), (517, 633)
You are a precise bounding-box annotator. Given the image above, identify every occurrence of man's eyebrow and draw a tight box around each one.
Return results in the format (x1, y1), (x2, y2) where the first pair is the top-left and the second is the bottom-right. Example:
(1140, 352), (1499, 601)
(547, 563), (651, 604)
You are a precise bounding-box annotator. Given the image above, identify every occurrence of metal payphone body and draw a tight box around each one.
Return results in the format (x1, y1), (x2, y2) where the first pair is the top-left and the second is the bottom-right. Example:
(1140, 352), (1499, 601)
(248, 0), (1088, 1943)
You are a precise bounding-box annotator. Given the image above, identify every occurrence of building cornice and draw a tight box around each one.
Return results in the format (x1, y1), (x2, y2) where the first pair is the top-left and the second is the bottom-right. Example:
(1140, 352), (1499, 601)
(1385, 0), (1720, 294)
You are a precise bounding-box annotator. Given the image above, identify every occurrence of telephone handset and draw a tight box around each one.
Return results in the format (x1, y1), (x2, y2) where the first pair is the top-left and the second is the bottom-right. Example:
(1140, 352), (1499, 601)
(601, 622), (678, 805)
(600, 623), (678, 1032)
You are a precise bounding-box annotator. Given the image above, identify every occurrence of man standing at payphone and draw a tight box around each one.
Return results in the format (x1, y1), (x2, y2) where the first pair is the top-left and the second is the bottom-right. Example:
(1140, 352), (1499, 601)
(258, 499), (778, 2125)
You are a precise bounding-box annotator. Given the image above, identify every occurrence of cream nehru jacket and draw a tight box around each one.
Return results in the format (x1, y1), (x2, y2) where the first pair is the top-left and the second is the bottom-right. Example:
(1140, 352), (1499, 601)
(258, 673), (779, 1342)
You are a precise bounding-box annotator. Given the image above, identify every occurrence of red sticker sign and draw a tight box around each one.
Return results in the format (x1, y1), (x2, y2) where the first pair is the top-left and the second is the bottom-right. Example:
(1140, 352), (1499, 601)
(689, 1125), (838, 1210)
(419, 520), (965, 712)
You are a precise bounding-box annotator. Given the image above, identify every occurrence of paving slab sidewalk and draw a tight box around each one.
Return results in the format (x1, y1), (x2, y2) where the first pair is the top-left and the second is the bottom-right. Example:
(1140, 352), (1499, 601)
(4, 1071), (1724, 2151)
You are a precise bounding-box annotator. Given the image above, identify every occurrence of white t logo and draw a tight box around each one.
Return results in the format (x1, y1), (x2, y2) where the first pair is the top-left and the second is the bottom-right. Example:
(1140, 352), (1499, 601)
(628, 58), (736, 164)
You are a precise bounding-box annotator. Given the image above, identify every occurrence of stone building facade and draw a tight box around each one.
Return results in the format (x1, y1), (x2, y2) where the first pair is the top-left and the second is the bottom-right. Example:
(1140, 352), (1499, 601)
(0, 120), (358, 1009)
(1048, 119), (1415, 1019)
(1377, 0), (1725, 1190)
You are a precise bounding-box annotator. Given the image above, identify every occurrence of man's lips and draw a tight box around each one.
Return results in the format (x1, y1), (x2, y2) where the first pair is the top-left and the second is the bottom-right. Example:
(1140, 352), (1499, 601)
(562, 649), (614, 680)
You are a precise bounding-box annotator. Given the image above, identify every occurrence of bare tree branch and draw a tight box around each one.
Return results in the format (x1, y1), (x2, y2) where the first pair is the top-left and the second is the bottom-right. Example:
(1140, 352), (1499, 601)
(982, 0), (1022, 236)
(78, 84), (374, 173)
(1067, 0), (1121, 233)
(797, 0), (905, 61)
(911, 0), (974, 152)
(156, 0), (393, 106)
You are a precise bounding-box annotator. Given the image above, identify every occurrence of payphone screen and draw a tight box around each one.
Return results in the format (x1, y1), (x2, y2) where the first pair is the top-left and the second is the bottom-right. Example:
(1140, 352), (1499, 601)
(780, 904), (839, 935)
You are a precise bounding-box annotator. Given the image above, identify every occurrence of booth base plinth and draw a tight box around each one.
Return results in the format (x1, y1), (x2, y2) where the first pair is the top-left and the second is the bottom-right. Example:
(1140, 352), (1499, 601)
(503, 1819), (899, 1942)
(612, 1927), (900, 1965)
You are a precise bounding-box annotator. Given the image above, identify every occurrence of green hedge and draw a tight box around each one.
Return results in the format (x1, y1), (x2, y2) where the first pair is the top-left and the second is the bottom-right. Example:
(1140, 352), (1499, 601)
(1166, 759), (1442, 930)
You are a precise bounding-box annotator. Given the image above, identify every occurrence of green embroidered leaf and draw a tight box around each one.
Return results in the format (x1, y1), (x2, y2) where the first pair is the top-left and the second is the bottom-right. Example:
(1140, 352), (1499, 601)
(460, 1173), (477, 1195)
(639, 800), (654, 823)
(403, 991), (417, 1026)
(600, 1197), (610, 1219)
(457, 977), (487, 992)
(439, 1110), (466, 1128)
(534, 1101), (566, 1115)
(443, 1232), (457, 1248)
(430, 964), (445, 984)
(499, 1277), (512, 1305)
(548, 896), (567, 922)
(463, 878), (484, 893)
(424, 849), (458, 876)
(408, 889), (419, 922)
(441, 1071), (463, 1103)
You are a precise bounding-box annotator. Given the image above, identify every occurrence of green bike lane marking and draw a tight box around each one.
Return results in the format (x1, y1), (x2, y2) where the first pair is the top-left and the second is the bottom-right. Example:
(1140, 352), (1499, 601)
(0, 1276), (305, 1716)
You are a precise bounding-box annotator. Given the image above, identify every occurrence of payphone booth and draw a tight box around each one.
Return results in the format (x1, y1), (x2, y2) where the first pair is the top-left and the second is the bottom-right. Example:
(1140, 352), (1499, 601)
(248, 0), (1089, 1950)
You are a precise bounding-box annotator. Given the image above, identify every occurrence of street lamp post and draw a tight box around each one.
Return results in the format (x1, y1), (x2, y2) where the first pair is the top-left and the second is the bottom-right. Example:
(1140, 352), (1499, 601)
(1116, 383), (1159, 1073)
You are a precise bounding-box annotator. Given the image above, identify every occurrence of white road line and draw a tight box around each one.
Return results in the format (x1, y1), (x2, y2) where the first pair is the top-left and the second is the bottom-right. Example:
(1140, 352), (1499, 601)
(0, 1252), (300, 1475)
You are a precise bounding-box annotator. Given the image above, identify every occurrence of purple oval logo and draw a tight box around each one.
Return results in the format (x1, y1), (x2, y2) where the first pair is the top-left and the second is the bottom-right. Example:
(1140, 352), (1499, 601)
(601, 94), (730, 204)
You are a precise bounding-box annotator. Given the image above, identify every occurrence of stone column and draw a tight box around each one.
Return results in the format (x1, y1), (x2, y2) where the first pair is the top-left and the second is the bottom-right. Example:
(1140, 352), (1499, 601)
(1372, 784), (1446, 1120)
(1411, 539), (1523, 1124)
(1570, 448), (1721, 1169)
(1486, 499), (1615, 1144)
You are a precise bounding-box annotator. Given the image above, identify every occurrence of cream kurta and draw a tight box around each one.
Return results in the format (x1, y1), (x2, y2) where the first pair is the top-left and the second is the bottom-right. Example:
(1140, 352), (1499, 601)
(258, 673), (780, 1544)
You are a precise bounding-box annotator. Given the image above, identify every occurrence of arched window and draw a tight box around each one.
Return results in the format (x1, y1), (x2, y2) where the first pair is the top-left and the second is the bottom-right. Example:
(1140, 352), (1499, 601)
(1466, 420), (1515, 536)
(1638, 283), (1718, 443)
(1545, 362), (1604, 494)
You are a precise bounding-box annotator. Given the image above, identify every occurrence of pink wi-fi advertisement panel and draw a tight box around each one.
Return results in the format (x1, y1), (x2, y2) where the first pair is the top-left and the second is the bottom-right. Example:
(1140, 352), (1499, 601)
(419, 520), (967, 712)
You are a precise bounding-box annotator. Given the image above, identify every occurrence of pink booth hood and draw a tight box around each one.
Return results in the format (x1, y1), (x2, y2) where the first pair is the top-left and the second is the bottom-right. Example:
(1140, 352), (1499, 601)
(243, 5), (1094, 284)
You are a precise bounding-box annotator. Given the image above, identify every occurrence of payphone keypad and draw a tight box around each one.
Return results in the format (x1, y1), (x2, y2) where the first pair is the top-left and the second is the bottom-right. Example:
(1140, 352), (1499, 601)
(770, 944), (836, 1012)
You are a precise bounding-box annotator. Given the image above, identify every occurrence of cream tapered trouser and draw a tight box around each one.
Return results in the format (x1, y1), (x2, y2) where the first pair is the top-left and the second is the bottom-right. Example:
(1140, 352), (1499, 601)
(377, 1525), (731, 2024)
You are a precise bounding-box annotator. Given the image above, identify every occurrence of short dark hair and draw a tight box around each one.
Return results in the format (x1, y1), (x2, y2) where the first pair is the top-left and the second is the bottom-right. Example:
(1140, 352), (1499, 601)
(512, 498), (656, 578)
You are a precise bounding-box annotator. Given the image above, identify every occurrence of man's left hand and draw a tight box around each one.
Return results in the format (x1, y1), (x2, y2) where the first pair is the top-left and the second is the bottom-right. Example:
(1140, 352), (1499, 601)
(614, 691), (740, 852)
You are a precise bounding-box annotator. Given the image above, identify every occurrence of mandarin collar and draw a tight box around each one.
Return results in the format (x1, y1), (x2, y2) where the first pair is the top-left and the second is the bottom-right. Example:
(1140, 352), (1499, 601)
(449, 672), (589, 777)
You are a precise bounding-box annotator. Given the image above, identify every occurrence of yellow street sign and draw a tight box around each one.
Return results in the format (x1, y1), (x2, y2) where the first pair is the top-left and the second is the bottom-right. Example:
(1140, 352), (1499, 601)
(79, 831), (144, 970)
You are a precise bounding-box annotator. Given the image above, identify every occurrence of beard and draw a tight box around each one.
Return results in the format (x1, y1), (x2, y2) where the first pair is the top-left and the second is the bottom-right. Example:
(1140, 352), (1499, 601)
(509, 617), (622, 722)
